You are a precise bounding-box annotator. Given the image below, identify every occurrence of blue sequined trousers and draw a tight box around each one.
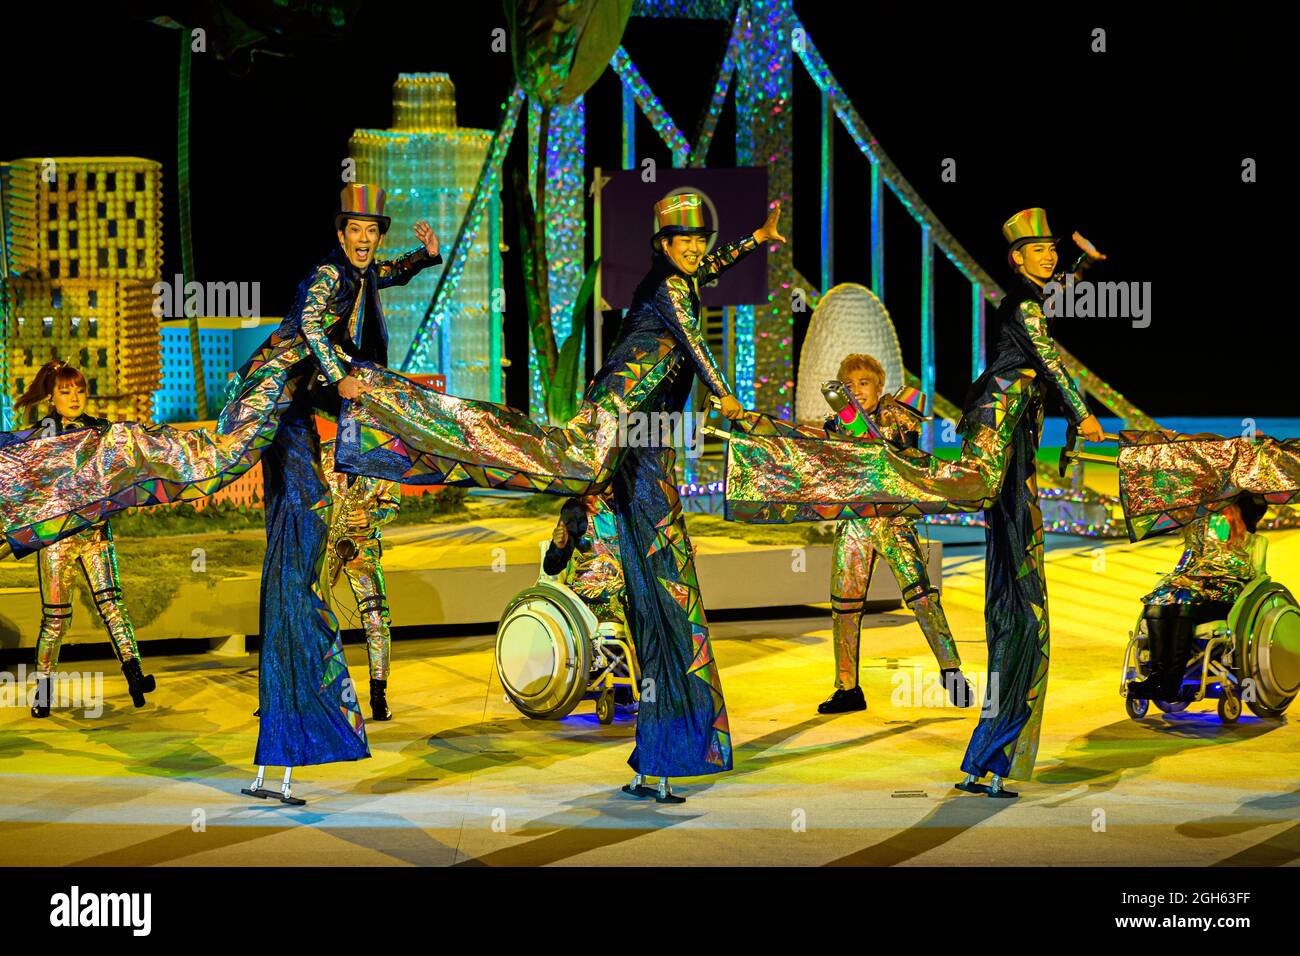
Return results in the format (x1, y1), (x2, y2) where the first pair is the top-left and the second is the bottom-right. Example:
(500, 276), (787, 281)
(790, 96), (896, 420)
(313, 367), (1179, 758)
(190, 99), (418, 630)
(256, 388), (368, 767)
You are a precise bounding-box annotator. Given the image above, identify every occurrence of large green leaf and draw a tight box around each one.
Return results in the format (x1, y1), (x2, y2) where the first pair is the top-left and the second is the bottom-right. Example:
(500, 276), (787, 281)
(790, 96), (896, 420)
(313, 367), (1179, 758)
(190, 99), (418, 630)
(559, 0), (632, 104)
(504, 0), (630, 107)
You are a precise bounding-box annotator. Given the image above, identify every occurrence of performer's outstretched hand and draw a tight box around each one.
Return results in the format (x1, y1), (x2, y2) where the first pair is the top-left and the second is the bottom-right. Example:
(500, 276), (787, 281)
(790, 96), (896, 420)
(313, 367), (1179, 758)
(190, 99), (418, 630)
(338, 374), (369, 401)
(719, 395), (744, 420)
(414, 219), (440, 257)
(1079, 414), (1104, 443)
(1072, 230), (1107, 262)
(754, 203), (787, 245)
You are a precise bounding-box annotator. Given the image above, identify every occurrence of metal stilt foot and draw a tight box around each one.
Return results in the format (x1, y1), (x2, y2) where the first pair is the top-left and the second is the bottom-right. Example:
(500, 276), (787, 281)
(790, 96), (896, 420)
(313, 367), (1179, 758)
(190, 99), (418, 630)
(242, 765), (307, 805)
(655, 776), (685, 804)
(621, 773), (655, 798)
(987, 774), (1019, 799)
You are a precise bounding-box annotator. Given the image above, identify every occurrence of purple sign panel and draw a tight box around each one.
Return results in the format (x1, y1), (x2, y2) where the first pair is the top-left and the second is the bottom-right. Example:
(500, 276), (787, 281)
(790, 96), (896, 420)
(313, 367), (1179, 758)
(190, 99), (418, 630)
(599, 167), (769, 309)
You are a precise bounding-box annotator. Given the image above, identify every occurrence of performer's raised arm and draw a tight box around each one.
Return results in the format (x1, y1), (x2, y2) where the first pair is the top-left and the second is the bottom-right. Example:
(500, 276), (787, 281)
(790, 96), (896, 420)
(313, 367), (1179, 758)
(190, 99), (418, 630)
(695, 201), (783, 283)
(375, 219), (442, 288)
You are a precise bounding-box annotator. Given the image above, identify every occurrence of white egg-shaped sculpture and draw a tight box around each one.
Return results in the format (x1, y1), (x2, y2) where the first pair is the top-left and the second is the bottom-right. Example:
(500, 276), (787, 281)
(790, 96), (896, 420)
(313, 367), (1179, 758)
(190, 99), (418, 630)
(795, 283), (905, 424)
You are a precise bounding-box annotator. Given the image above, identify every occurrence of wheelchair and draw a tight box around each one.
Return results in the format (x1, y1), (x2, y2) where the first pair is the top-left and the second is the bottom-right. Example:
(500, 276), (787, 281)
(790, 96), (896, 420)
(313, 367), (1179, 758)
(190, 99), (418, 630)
(1057, 423), (1300, 724)
(494, 543), (640, 725)
(1120, 535), (1300, 723)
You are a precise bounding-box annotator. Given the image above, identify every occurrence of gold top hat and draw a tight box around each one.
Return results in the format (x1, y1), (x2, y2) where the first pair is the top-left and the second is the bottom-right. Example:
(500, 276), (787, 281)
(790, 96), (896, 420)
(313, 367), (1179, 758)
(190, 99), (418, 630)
(336, 184), (391, 234)
(1002, 208), (1058, 250)
(654, 193), (713, 235)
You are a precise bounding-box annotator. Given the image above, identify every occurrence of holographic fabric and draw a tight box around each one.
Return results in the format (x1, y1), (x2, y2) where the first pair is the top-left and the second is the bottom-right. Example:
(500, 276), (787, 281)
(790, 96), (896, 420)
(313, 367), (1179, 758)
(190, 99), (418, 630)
(335, 361), (629, 494)
(961, 375), (1050, 781)
(35, 522), (139, 676)
(1142, 512), (1259, 607)
(724, 369), (1041, 523)
(257, 401), (368, 766)
(1115, 431), (1300, 541)
(322, 439), (400, 681)
(0, 245), (437, 558)
(968, 274), (1091, 426)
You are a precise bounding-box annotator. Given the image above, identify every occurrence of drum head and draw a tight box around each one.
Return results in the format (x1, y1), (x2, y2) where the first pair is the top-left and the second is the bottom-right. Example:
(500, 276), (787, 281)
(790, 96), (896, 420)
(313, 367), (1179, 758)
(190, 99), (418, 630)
(496, 586), (593, 719)
(1235, 582), (1300, 712)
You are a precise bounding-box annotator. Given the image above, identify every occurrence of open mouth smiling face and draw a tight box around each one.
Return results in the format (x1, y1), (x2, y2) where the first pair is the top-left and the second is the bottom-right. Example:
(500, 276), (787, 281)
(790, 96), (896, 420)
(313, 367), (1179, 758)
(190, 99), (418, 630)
(339, 219), (383, 269)
(662, 233), (709, 275)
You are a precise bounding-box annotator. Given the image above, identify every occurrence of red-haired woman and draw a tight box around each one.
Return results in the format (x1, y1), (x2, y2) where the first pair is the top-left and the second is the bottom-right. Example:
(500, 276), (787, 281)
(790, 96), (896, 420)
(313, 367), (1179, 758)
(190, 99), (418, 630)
(13, 361), (155, 717)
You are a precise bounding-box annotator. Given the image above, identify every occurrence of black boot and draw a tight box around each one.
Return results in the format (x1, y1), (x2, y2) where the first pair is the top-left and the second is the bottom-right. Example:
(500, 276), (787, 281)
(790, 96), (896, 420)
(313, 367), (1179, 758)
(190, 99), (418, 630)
(121, 658), (156, 708)
(1159, 617), (1196, 701)
(1127, 617), (1166, 699)
(30, 675), (51, 718)
(370, 679), (392, 721)
(818, 685), (866, 714)
(942, 668), (975, 707)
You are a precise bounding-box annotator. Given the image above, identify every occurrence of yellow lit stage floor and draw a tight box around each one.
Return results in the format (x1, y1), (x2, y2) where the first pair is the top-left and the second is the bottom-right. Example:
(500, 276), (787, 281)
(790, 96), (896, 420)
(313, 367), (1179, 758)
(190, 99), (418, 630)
(1, 530), (1298, 867)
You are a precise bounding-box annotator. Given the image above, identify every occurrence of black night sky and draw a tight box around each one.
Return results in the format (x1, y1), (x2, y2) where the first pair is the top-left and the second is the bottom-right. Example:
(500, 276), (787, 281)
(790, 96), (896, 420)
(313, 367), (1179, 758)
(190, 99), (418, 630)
(2, 2), (1285, 418)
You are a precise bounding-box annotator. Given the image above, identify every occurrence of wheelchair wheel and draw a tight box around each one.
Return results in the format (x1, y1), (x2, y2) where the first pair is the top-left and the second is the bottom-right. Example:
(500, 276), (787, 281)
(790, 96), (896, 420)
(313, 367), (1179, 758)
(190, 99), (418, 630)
(496, 585), (594, 720)
(1153, 699), (1189, 714)
(596, 689), (615, 725)
(1234, 581), (1300, 715)
(1218, 692), (1242, 723)
(1247, 700), (1288, 720)
(1125, 696), (1149, 720)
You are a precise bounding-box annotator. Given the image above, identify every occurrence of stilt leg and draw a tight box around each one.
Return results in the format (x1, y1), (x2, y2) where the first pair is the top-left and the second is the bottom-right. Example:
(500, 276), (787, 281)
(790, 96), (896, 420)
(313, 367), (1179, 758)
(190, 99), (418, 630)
(655, 776), (685, 804)
(241, 766), (306, 805)
(621, 773), (655, 798)
(987, 774), (1019, 799)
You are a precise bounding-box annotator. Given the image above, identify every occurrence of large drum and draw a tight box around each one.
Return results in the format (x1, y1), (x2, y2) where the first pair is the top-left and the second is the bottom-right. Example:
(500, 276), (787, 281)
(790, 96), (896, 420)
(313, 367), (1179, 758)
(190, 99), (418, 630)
(1234, 579), (1300, 717)
(496, 582), (597, 719)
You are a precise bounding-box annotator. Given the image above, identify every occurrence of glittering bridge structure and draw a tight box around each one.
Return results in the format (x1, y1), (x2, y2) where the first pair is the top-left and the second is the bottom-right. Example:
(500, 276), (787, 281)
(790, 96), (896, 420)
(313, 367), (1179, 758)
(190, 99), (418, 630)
(400, 0), (1157, 450)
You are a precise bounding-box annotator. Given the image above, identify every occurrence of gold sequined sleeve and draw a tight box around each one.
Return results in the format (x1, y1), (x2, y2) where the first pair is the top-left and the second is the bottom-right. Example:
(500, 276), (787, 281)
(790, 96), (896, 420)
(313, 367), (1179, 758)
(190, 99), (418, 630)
(1018, 299), (1091, 424)
(660, 274), (733, 398)
(695, 234), (759, 284)
(302, 264), (348, 384)
(375, 247), (441, 289)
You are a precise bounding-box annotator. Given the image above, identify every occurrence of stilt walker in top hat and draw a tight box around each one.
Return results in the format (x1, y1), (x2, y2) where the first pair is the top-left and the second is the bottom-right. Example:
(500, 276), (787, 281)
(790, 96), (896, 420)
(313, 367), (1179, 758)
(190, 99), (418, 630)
(329, 193), (785, 803)
(952, 208), (1105, 797)
(243, 185), (441, 802)
(0, 184), (440, 803)
(600, 195), (784, 803)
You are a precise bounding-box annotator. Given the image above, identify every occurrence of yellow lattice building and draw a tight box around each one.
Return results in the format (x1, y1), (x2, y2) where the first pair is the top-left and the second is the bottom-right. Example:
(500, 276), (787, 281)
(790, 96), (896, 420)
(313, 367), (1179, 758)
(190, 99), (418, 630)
(1, 157), (163, 426)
